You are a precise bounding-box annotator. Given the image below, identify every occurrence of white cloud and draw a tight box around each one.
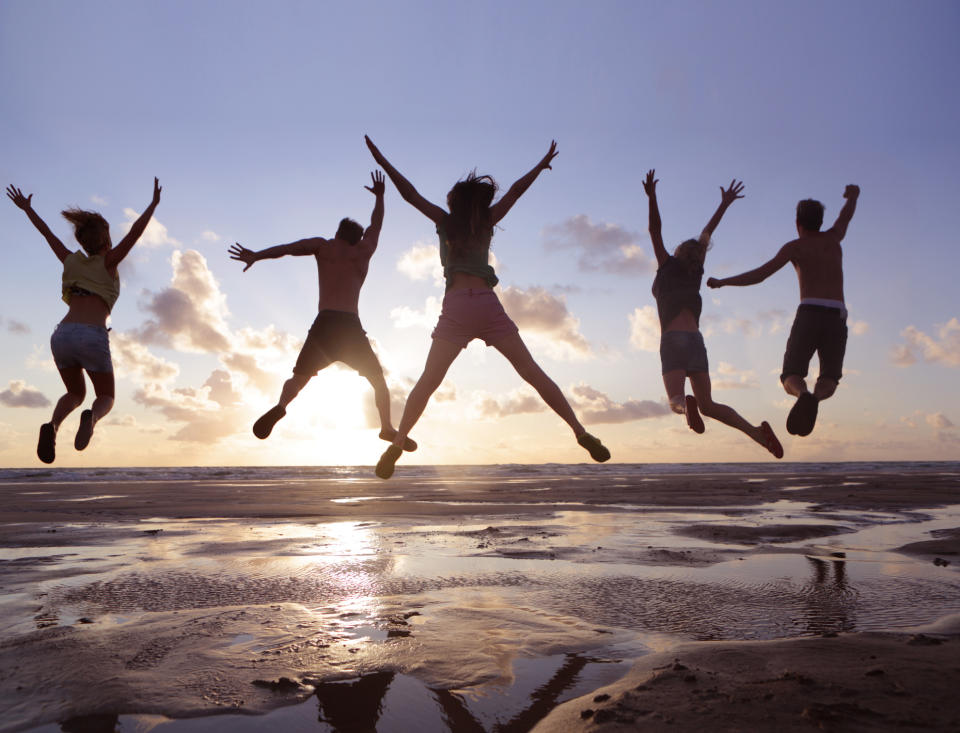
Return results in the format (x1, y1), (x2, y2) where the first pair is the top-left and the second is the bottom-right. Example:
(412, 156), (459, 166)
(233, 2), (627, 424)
(500, 286), (591, 360)
(390, 296), (443, 330)
(628, 305), (659, 352)
(111, 332), (180, 385)
(91, 194), (108, 205)
(396, 242), (443, 286)
(200, 230), (221, 242)
(543, 215), (655, 274)
(0, 380), (50, 408)
(120, 208), (180, 248)
(850, 320), (869, 336)
(926, 413), (954, 429)
(712, 361), (757, 390)
(472, 388), (546, 419)
(893, 317), (960, 367)
(569, 383), (671, 424)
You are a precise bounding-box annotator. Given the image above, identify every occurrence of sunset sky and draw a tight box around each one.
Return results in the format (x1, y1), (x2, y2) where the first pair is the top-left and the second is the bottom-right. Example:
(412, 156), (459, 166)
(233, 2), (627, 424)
(1, 1), (957, 466)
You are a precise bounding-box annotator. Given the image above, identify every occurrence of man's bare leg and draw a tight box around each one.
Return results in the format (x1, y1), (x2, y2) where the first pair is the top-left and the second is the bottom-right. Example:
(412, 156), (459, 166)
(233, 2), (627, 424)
(366, 371), (416, 451)
(254, 373), (311, 439)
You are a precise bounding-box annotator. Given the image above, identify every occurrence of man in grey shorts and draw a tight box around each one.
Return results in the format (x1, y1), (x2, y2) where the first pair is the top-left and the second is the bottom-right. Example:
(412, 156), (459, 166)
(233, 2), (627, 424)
(229, 171), (415, 452)
(708, 184), (860, 436)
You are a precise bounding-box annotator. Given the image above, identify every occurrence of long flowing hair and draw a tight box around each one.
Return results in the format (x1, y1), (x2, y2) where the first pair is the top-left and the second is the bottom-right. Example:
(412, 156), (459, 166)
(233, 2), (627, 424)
(444, 172), (497, 255)
(62, 208), (110, 255)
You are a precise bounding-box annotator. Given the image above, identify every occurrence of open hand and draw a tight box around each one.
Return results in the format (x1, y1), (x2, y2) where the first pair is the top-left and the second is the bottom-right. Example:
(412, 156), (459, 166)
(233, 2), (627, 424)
(228, 243), (256, 272)
(539, 140), (559, 170)
(6, 185), (32, 210)
(365, 170), (385, 197)
(706, 277), (723, 289)
(151, 177), (162, 206)
(643, 169), (658, 197)
(720, 180), (744, 206)
(844, 184), (860, 200)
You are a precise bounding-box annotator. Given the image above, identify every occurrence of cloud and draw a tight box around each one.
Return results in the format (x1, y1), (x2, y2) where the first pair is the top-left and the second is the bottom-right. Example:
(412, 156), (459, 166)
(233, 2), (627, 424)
(0, 380), (50, 408)
(543, 215), (655, 274)
(91, 194), (108, 205)
(134, 250), (232, 353)
(500, 286), (592, 360)
(111, 332), (180, 384)
(390, 296), (443, 330)
(473, 388), (546, 419)
(892, 318), (960, 367)
(200, 230), (221, 242)
(628, 305), (659, 352)
(120, 208), (179, 248)
(132, 379), (237, 444)
(701, 310), (788, 339)
(570, 383), (671, 423)
(850, 320), (869, 336)
(5, 319), (29, 334)
(926, 413), (954, 429)
(221, 352), (277, 394)
(397, 242), (443, 285)
(712, 361), (757, 390)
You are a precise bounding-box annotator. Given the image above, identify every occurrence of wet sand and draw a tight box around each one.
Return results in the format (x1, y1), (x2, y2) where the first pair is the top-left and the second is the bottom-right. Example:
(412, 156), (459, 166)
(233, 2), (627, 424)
(1, 464), (958, 731)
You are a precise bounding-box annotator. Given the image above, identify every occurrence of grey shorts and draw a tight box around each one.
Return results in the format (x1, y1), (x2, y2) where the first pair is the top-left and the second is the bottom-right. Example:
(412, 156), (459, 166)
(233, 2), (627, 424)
(50, 322), (113, 373)
(660, 330), (708, 375)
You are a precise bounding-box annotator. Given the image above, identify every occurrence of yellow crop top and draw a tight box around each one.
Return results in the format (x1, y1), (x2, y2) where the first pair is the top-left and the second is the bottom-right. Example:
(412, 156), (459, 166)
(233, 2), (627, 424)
(61, 251), (120, 312)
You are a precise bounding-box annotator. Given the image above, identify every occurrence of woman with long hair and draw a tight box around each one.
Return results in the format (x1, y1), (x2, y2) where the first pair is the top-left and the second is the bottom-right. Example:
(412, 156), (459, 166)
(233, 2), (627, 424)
(642, 170), (782, 458)
(7, 179), (161, 463)
(365, 137), (609, 478)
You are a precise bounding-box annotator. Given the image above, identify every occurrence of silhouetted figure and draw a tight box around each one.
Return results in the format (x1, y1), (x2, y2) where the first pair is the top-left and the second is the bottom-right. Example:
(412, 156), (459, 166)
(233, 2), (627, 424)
(643, 170), (782, 458)
(708, 185), (860, 436)
(313, 671), (394, 732)
(365, 136), (610, 479)
(6, 179), (161, 463)
(229, 172), (414, 451)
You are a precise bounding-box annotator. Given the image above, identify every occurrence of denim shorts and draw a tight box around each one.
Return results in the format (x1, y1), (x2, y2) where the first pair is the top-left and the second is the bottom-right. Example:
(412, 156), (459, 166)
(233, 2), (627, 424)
(50, 322), (113, 373)
(431, 288), (519, 349)
(659, 330), (708, 375)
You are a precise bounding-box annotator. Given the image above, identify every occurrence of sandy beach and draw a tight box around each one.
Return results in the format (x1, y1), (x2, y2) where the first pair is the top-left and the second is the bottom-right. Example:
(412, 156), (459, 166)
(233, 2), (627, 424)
(1, 462), (958, 732)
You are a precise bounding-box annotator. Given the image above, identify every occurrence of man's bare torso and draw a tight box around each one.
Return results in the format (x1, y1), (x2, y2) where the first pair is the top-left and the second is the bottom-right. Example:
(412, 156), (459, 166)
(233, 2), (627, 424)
(315, 240), (371, 313)
(786, 232), (844, 302)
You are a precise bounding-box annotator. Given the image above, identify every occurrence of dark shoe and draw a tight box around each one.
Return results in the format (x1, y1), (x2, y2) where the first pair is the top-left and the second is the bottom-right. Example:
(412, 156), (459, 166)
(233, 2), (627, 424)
(75, 410), (94, 451)
(379, 429), (417, 452)
(760, 421), (784, 459)
(253, 406), (286, 439)
(376, 445), (403, 480)
(685, 395), (705, 434)
(577, 432), (611, 462)
(787, 393), (818, 436)
(37, 423), (56, 464)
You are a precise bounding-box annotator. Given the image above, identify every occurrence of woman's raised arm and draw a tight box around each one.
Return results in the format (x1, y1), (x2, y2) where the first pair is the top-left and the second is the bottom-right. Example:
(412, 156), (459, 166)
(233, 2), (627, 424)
(365, 136), (445, 224)
(6, 185), (71, 262)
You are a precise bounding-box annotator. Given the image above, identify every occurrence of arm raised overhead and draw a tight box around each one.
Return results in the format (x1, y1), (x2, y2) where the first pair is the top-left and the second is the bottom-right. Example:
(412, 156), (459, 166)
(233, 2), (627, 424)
(105, 178), (162, 269)
(642, 169), (668, 266)
(489, 140), (558, 224)
(827, 184), (859, 241)
(6, 185), (71, 262)
(365, 135), (446, 224)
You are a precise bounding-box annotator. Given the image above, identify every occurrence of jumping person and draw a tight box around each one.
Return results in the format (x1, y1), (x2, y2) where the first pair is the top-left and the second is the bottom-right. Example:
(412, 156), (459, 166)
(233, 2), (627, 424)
(707, 185), (859, 436)
(6, 179), (162, 463)
(229, 171), (414, 452)
(643, 170), (782, 458)
(365, 136), (610, 478)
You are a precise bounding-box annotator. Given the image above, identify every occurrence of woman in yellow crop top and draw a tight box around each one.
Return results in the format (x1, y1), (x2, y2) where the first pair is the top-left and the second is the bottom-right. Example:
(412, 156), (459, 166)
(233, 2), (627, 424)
(6, 179), (161, 463)
(365, 136), (609, 478)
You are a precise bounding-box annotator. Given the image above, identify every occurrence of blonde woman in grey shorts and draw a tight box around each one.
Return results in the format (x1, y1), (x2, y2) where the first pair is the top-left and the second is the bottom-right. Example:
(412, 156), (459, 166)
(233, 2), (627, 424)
(366, 137), (610, 478)
(643, 170), (782, 458)
(6, 179), (161, 463)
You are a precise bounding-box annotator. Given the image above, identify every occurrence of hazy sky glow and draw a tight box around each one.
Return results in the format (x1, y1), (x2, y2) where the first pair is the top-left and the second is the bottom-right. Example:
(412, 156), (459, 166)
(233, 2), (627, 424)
(1, 1), (958, 466)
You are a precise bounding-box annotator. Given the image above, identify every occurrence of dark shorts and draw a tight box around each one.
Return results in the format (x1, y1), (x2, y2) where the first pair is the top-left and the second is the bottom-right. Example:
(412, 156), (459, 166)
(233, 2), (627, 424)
(431, 288), (519, 350)
(660, 330), (708, 375)
(50, 322), (113, 373)
(781, 304), (848, 383)
(293, 310), (383, 380)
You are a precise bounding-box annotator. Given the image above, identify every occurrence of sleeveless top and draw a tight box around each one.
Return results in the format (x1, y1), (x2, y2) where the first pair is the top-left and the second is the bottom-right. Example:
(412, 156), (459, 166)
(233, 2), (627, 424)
(652, 255), (702, 328)
(437, 220), (498, 291)
(61, 251), (120, 312)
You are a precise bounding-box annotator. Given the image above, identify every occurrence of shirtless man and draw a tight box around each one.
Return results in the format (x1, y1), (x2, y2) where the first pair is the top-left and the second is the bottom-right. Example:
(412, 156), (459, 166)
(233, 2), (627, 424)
(707, 185), (860, 436)
(229, 171), (415, 451)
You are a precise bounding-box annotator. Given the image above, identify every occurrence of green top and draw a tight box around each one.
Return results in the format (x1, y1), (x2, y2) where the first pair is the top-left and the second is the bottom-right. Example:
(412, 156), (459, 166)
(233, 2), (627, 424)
(437, 220), (498, 291)
(61, 251), (120, 312)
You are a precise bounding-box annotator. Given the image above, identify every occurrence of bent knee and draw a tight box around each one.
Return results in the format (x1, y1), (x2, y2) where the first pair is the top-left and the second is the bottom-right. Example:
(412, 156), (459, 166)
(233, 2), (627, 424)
(814, 377), (838, 399)
(669, 395), (686, 415)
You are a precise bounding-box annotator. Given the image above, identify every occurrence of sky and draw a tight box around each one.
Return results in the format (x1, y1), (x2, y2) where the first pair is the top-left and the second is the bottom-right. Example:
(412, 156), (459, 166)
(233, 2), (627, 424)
(1, 0), (958, 467)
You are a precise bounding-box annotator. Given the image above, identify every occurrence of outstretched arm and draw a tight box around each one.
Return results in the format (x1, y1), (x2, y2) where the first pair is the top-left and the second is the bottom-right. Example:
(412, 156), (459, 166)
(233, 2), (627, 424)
(489, 140), (558, 224)
(828, 184), (859, 241)
(707, 244), (792, 289)
(699, 179), (744, 245)
(105, 178), (161, 268)
(6, 185), (71, 262)
(365, 135), (445, 224)
(229, 237), (326, 272)
(357, 170), (385, 257)
(642, 169), (668, 266)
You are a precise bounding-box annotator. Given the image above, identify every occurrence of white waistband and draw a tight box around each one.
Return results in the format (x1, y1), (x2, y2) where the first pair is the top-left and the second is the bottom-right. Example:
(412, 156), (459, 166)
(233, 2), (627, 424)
(801, 297), (847, 314)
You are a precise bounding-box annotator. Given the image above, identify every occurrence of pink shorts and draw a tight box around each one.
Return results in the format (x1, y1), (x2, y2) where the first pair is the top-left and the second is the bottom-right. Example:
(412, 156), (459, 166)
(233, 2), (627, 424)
(431, 288), (519, 349)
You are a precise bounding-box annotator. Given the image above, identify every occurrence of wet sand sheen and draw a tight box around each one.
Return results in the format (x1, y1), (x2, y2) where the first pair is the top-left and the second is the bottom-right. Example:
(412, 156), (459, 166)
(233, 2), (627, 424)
(1, 464), (958, 731)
